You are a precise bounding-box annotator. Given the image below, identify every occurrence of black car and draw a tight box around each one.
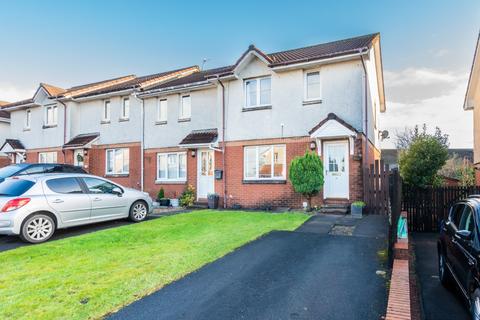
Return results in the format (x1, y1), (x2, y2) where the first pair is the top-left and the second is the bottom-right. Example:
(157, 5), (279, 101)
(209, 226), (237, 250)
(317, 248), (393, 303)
(438, 196), (480, 319)
(0, 163), (86, 182)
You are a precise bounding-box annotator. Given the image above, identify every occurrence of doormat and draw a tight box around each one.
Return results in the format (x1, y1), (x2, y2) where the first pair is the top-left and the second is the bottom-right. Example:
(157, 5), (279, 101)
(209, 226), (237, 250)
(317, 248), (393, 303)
(329, 225), (355, 236)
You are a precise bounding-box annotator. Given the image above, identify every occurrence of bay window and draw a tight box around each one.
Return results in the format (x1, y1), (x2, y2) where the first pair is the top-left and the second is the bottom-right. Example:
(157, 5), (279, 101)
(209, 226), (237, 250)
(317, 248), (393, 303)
(244, 145), (286, 180)
(157, 152), (187, 181)
(245, 76), (271, 108)
(106, 148), (129, 175)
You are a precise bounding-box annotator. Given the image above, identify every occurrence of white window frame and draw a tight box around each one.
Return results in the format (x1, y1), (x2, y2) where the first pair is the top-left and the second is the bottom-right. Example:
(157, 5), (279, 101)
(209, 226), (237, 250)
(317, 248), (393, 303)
(105, 148), (129, 175)
(121, 97), (130, 120)
(25, 109), (31, 129)
(103, 100), (111, 122)
(244, 76), (271, 108)
(45, 105), (58, 126)
(156, 152), (187, 182)
(243, 144), (286, 180)
(179, 95), (191, 120)
(38, 151), (57, 163)
(157, 98), (168, 123)
(304, 70), (322, 101)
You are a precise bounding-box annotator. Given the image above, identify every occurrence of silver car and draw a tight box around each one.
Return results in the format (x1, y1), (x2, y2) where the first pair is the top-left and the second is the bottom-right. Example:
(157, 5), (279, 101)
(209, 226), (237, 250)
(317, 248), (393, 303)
(0, 173), (153, 243)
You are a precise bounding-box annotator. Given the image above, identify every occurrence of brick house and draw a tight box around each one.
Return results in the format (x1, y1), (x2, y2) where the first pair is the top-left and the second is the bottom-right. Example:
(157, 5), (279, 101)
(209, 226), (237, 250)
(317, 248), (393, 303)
(465, 32), (480, 183)
(0, 33), (386, 209)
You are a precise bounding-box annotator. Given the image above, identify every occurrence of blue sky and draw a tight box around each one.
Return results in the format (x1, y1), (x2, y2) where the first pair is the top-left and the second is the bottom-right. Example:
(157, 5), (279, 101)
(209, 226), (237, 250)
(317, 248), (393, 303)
(0, 0), (479, 147)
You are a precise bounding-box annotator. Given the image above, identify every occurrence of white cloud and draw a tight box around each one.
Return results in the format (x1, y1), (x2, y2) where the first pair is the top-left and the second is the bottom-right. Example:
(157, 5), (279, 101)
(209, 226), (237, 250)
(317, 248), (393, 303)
(0, 83), (35, 102)
(380, 67), (472, 149)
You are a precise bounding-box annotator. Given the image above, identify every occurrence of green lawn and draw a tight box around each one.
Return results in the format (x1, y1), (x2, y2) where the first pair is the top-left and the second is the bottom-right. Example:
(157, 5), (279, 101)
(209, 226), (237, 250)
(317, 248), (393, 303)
(0, 210), (308, 320)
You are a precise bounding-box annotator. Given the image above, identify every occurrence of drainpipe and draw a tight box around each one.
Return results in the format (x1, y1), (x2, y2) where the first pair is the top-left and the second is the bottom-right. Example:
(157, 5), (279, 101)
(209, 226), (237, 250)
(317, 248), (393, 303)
(216, 76), (227, 209)
(132, 93), (145, 191)
(360, 53), (369, 170)
(58, 100), (68, 163)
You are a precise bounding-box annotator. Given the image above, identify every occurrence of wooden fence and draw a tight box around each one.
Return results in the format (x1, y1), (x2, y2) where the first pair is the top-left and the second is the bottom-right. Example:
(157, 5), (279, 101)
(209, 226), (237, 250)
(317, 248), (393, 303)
(402, 185), (480, 232)
(363, 160), (391, 214)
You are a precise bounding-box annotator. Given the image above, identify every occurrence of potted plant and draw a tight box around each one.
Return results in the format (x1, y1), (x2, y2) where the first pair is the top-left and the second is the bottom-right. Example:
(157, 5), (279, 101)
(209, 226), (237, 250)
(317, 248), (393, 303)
(157, 188), (170, 207)
(207, 193), (219, 209)
(351, 201), (366, 217)
(170, 191), (179, 207)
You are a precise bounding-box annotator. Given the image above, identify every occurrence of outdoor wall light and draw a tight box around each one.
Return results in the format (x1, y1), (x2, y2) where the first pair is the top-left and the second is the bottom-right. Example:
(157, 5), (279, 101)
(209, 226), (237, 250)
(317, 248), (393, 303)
(309, 141), (317, 151)
(191, 150), (196, 157)
(83, 150), (88, 156)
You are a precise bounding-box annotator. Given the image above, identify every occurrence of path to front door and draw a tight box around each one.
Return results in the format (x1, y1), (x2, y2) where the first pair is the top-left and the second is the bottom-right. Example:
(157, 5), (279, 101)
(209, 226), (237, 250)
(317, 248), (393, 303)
(323, 140), (349, 199)
(197, 149), (214, 199)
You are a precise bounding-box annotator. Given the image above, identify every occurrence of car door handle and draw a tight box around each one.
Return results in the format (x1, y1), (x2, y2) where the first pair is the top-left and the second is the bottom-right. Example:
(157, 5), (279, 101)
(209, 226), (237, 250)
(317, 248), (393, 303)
(52, 199), (64, 203)
(93, 197), (102, 202)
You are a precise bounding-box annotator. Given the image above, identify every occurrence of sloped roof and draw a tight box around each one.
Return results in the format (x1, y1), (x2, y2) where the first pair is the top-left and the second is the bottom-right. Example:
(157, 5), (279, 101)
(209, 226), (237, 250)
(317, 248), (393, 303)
(63, 133), (99, 149)
(179, 128), (218, 145)
(0, 101), (10, 119)
(40, 83), (66, 97)
(308, 113), (358, 135)
(0, 98), (36, 109)
(464, 32), (480, 110)
(1, 139), (25, 150)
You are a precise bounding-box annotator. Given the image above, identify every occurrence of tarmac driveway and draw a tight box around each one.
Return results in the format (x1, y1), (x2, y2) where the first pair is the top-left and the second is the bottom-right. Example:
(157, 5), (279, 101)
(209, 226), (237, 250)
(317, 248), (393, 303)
(109, 214), (389, 320)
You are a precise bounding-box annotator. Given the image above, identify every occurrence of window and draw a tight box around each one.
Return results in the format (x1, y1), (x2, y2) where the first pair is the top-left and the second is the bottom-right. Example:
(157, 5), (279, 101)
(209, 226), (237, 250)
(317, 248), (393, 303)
(82, 177), (119, 194)
(157, 152), (187, 181)
(458, 205), (475, 233)
(157, 99), (168, 122)
(305, 71), (321, 101)
(0, 179), (35, 196)
(121, 98), (130, 119)
(106, 148), (129, 175)
(38, 152), (57, 163)
(103, 100), (111, 122)
(245, 76), (271, 108)
(46, 178), (83, 194)
(244, 145), (286, 180)
(450, 204), (465, 228)
(25, 109), (31, 129)
(179, 95), (191, 120)
(45, 105), (58, 126)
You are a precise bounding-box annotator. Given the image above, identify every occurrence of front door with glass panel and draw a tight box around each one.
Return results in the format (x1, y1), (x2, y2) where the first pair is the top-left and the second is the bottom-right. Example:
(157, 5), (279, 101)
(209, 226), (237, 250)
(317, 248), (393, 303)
(324, 141), (349, 199)
(197, 149), (214, 199)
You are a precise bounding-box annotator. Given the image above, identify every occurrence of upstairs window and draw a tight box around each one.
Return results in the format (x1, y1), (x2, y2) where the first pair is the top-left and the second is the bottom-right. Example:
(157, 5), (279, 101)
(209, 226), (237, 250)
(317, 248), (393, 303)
(179, 95), (191, 120)
(45, 105), (58, 126)
(25, 109), (31, 129)
(305, 71), (321, 101)
(103, 100), (111, 122)
(245, 76), (271, 108)
(106, 148), (129, 175)
(157, 99), (168, 122)
(121, 97), (130, 119)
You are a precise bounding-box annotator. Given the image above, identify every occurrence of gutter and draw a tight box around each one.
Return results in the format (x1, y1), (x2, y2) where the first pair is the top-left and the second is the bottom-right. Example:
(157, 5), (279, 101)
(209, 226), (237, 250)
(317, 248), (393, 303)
(138, 82), (214, 98)
(271, 50), (368, 71)
(132, 92), (145, 191)
(217, 76), (227, 209)
(360, 52), (369, 171)
(57, 100), (69, 163)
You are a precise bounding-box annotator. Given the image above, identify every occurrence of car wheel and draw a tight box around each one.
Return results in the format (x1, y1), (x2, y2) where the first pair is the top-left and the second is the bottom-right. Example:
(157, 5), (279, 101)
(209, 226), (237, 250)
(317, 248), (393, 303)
(20, 214), (55, 244)
(471, 289), (480, 320)
(129, 201), (148, 222)
(439, 250), (453, 288)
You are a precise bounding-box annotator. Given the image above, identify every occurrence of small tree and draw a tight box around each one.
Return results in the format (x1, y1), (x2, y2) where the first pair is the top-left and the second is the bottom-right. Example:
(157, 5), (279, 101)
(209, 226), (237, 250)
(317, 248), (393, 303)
(399, 136), (448, 187)
(289, 151), (324, 210)
(179, 184), (196, 207)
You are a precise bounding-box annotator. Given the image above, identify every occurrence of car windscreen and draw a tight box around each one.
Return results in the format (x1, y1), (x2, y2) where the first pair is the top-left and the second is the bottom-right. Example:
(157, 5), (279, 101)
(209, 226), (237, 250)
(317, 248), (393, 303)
(0, 179), (35, 196)
(0, 165), (25, 178)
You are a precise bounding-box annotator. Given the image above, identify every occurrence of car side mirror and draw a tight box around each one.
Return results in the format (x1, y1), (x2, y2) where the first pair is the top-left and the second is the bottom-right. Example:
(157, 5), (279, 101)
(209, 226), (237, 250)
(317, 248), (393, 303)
(112, 187), (123, 196)
(456, 230), (472, 240)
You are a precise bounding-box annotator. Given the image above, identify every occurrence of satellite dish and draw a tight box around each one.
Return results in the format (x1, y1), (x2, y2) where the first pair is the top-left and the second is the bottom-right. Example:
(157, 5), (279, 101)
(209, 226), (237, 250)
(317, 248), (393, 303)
(380, 130), (389, 141)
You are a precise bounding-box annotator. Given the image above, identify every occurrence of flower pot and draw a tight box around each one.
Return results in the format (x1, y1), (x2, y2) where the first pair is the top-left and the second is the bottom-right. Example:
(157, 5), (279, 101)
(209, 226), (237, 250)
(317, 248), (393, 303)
(158, 199), (170, 207)
(207, 194), (219, 209)
(351, 204), (363, 217)
(170, 198), (179, 207)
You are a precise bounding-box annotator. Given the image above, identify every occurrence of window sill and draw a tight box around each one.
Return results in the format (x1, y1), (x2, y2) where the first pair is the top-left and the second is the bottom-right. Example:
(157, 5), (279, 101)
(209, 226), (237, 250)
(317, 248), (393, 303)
(155, 180), (187, 185)
(119, 118), (129, 122)
(42, 124), (58, 129)
(105, 173), (129, 178)
(155, 120), (167, 125)
(243, 179), (286, 184)
(101, 120), (111, 124)
(23, 128), (31, 132)
(178, 118), (191, 123)
(302, 99), (322, 106)
(242, 105), (272, 112)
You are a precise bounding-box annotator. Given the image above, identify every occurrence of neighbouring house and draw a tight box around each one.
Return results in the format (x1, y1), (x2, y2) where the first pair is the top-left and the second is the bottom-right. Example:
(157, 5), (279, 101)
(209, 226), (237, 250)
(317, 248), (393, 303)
(465, 31), (480, 184)
(381, 148), (474, 168)
(0, 101), (11, 167)
(0, 33), (386, 209)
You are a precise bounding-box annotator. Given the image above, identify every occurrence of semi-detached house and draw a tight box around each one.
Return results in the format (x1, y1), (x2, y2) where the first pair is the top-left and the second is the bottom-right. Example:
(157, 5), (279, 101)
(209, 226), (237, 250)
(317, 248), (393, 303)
(0, 33), (386, 209)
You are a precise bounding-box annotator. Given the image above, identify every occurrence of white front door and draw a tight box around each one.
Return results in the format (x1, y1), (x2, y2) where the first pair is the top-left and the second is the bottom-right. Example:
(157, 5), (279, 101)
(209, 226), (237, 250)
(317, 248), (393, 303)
(197, 149), (214, 199)
(323, 141), (349, 199)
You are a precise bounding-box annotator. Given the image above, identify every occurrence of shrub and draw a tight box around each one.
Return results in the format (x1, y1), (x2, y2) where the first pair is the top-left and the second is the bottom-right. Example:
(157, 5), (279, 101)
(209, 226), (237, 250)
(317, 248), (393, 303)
(352, 201), (366, 207)
(157, 188), (165, 200)
(289, 151), (324, 210)
(180, 185), (196, 207)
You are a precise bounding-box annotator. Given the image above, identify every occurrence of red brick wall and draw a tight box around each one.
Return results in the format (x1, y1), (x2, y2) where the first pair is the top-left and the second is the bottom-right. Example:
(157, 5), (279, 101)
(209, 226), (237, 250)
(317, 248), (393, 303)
(0, 156), (10, 168)
(87, 143), (142, 190)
